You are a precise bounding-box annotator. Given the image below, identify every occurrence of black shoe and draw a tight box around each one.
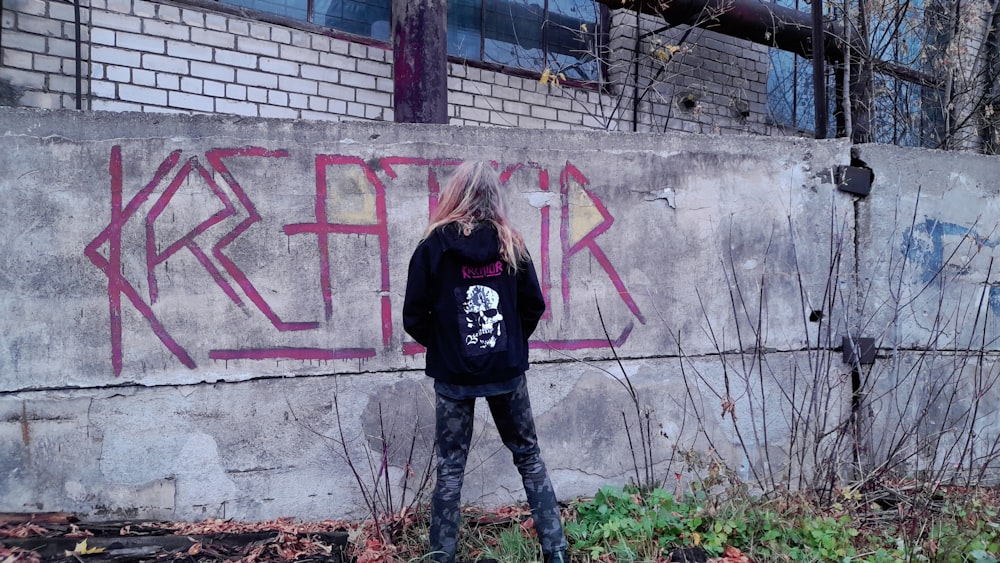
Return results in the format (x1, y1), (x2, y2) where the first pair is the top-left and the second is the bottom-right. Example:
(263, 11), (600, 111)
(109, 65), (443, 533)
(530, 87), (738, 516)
(543, 551), (567, 563)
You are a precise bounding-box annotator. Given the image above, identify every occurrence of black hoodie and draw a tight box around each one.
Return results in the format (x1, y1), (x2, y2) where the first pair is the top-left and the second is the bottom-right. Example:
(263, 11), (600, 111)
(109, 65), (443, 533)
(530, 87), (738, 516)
(402, 223), (545, 385)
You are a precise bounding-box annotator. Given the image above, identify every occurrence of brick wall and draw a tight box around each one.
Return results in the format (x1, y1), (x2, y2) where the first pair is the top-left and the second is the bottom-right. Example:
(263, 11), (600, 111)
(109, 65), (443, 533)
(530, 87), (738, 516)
(0, 0), (771, 134)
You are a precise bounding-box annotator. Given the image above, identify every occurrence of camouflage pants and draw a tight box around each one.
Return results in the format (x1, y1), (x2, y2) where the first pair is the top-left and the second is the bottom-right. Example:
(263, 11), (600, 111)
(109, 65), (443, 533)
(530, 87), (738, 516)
(430, 378), (567, 563)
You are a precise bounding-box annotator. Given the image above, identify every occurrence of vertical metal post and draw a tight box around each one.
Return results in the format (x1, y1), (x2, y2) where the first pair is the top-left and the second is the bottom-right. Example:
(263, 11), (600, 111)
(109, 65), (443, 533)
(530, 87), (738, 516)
(392, 0), (449, 124)
(811, 0), (827, 138)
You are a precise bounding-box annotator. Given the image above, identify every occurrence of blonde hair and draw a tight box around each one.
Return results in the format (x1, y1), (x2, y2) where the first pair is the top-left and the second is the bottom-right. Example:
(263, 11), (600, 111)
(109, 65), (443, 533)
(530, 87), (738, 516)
(424, 161), (529, 271)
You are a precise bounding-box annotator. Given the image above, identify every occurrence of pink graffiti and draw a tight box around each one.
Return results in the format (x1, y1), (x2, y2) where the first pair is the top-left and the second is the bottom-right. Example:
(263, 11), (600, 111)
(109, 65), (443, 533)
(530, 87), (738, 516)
(87, 149), (644, 374)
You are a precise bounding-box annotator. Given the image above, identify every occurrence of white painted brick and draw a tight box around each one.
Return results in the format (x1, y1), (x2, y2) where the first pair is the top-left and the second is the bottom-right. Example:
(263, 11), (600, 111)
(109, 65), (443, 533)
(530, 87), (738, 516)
(205, 14), (227, 31)
(280, 44), (318, 64)
(92, 45), (141, 67)
(462, 79), (490, 95)
(503, 100), (530, 116)
(91, 11), (142, 33)
(144, 20), (189, 41)
(340, 72), (376, 90)
(105, 0), (130, 13)
(288, 93), (308, 109)
(530, 105), (557, 120)
(246, 87), (268, 103)
(238, 36), (280, 57)
(271, 28), (291, 44)
(190, 62), (231, 83)
(5, 52), (37, 75)
(356, 59), (391, 78)
(328, 99), (347, 114)
(18, 13), (61, 36)
(364, 105), (384, 120)
(346, 101), (365, 117)
(290, 30), (310, 48)
(375, 77), (392, 93)
(279, 75), (317, 95)
(47, 37), (78, 58)
(182, 9), (205, 28)
(3, 30), (46, 56)
(20, 90), (57, 109)
(118, 31), (165, 53)
(215, 49), (257, 69)
(169, 91), (213, 111)
(142, 53), (188, 74)
(546, 95), (572, 111)
(489, 112), (516, 127)
(216, 98), (258, 116)
(105, 64), (130, 82)
(545, 119), (572, 130)
(450, 91), (473, 106)
(446, 76), (461, 91)
(383, 107), (394, 121)
(237, 69), (277, 88)
(308, 95), (326, 111)
(318, 82), (354, 101)
(143, 105), (188, 114)
(226, 84), (247, 100)
(191, 28), (234, 49)
(268, 90), (288, 105)
(89, 79), (117, 98)
(157, 5), (181, 23)
(90, 27), (116, 46)
(94, 99), (143, 111)
(301, 110), (339, 122)
(181, 76), (203, 94)
(320, 52), (356, 71)
(492, 85), (520, 101)
(473, 96), (495, 110)
(16, 0), (47, 17)
(164, 40), (209, 61)
(311, 34), (331, 52)
(133, 1), (156, 17)
(249, 22), (270, 40)
(260, 104), (296, 118)
(519, 90), (545, 105)
(120, 83), (167, 105)
(347, 42), (368, 59)
(49, 75), (77, 93)
(229, 20), (250, 36)
(356, 90), (392, 107)
(301, 64), (337, 82)
(460, 106), (489, 122)
(329, 38), (350, 55)
(155, 72), (178, 89)
(260, 57), (299, 77)
(517, 115), (546, 129)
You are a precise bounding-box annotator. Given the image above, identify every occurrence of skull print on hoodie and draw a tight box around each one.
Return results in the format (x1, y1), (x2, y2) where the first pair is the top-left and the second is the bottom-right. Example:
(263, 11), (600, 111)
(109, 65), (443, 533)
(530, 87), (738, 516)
(403, 223), (545, 386)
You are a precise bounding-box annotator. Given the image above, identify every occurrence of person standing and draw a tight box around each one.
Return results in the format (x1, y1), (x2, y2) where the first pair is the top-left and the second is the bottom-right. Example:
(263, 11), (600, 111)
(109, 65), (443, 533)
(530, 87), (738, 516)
(402, 161), (568, 563)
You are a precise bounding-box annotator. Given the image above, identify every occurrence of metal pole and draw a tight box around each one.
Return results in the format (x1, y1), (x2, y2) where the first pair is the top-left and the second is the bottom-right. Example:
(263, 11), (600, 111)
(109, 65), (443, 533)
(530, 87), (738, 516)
(811, 0), (827, 138)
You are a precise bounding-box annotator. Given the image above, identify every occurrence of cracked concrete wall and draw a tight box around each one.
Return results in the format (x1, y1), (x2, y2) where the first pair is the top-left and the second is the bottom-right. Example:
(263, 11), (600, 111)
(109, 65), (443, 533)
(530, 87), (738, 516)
(0, 107), (993, 520)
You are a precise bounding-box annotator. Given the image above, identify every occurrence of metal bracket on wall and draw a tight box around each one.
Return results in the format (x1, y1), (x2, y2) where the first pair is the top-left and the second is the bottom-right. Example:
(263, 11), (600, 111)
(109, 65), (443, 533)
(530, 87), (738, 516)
(842, 335), (876, 365)
(835, 165), (874, 196)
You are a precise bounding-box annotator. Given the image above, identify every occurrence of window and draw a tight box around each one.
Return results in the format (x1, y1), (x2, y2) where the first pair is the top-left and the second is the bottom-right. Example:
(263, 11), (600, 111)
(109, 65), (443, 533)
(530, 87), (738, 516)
(216, 0), (601, 81)
(766, 0), (947, 146)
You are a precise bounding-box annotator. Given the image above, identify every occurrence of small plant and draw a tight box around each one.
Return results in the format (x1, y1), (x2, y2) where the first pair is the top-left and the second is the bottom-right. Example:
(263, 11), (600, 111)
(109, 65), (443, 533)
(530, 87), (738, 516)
(565, 485), (723, 560)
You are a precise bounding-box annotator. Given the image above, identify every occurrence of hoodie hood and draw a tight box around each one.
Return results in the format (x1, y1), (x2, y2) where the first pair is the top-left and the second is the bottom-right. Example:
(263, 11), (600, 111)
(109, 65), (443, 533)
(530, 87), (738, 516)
(435, 223), (501, 264)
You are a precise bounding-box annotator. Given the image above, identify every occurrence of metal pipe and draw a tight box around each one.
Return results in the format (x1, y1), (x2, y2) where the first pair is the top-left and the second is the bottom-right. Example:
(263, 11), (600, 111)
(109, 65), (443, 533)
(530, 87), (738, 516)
(811, 0), (827, 138)
(74, 0), (83, 110)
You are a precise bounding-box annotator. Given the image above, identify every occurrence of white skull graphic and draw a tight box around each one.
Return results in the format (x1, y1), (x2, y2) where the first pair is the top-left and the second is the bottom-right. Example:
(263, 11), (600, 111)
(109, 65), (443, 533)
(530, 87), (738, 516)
(464, 285), (503, 349)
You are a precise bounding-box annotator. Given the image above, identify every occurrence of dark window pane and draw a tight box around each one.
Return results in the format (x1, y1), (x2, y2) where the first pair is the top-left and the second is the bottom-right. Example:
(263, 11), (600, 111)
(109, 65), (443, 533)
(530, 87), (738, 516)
(221, 0), (308, 21)
(315, 0), (390, 39)
(448, 0), (483, 58)
(545, 0), (598, 80)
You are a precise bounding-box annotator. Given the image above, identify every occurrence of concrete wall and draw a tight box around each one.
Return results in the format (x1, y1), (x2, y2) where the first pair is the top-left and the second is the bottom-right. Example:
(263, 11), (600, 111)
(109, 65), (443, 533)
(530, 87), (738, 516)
(0, 0), (769, 134)
(1, 108), (998, 521)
